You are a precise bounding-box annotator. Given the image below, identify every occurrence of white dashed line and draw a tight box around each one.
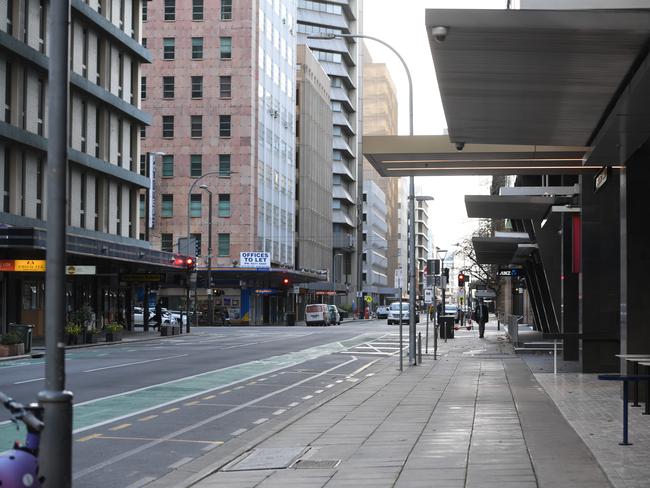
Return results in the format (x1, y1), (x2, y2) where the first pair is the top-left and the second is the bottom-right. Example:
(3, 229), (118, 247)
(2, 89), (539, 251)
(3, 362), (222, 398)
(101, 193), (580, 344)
(314, 389), (324, 394)
(125, 477), (157, 488)
(325, 384), (334, 388)
(335, 379), (343, 383)
(230, 428), (248, 437)
(253, 418), (268, 425)
(272, 409), (286, 416)
(288, 402), (299, 407)
(366, 373), (375, 377)
(346, 378), (359, 383)
(302, 395), (313, 400)
(168, 457), (193, 469)
(201, 443), (222, 452)
(234, 386), (244, 390)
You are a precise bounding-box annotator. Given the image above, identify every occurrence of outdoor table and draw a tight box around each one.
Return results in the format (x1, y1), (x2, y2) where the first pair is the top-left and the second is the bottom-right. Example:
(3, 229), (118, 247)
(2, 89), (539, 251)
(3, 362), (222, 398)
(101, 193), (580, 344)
(616, 355), (650, 407)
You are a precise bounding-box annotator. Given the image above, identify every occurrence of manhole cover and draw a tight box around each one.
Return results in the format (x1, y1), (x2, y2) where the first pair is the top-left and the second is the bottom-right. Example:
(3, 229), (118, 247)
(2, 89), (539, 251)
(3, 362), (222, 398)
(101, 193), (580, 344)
(224, 447), (305, 471)
(293, 459), (341, 469)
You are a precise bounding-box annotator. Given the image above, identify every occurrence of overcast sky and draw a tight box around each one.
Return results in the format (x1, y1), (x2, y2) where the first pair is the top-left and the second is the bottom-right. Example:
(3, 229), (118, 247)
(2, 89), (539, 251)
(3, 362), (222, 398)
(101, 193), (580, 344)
(363, 0), (509, 250)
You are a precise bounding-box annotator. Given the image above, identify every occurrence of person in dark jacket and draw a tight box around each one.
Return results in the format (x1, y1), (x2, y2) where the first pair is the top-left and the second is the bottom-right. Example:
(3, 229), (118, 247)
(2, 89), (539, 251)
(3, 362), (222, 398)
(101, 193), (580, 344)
(474, 300), (489, 338)
(154, 300), (162, 332)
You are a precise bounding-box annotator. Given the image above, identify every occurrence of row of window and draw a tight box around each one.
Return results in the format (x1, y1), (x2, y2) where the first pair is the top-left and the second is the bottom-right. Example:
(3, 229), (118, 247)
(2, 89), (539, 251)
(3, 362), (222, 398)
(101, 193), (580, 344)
(158, 115), (231, 139)
(158, 193), (231, 219)
(143, 0), (232, 23)
(141, 75), (231, 100)
(162, 37), (232, 60)
(160, 232), (230, 256)
(145, 153), (231, 179)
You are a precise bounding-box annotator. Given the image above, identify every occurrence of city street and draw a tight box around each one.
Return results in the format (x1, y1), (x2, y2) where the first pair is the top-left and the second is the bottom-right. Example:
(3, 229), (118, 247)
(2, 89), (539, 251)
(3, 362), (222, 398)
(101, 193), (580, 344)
(0, 319), (423, 487)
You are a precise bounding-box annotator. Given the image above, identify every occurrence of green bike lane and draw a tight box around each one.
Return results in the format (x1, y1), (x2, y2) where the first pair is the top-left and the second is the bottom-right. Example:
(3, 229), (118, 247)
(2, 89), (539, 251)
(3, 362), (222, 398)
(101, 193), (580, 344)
(0, 331), (384, 450)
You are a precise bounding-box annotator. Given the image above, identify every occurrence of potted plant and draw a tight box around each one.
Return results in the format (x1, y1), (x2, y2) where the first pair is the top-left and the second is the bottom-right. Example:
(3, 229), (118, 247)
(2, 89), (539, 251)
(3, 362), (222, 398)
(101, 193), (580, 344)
(64, 324), (83, 345)
(0, 332), (25, 357)
(83, 325), (103, 344)
(105, 323), (124, 342)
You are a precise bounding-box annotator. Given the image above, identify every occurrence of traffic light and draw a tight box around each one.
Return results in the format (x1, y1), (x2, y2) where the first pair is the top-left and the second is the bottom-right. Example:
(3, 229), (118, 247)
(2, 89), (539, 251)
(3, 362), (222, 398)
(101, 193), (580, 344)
(185, 256), (195, 270)
(281, 276), (290, 286)
(443, 267), (449, 280)
(458, 273), (466, 287)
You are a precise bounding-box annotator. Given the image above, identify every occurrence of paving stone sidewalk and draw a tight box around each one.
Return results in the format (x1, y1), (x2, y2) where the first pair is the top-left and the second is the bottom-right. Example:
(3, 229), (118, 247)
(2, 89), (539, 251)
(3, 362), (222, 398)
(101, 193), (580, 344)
(152, 322), (614, 488)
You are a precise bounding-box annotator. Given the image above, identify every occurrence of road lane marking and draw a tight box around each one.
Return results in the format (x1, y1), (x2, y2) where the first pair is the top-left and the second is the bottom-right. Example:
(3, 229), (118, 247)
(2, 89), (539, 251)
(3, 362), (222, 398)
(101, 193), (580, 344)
(258, 378), (267, 381)
(162, 407), (179, 414)
(234, 386), (244, 390)
(125, 477), (157, 488)
(288, 402), (299, 407)
(202, 443), (222, 452)
(202, 395), (216, 400)
(302, 395), (313, 400)
(325, 384), (334, 388)
(220, 389), (231, 395)
(83, 354), (189, 373)
(109, 423), (131, 431)
(253, 418), (268, 425)
(77, 433), (102, 442)
(335, 380), (343, 383)
(13, 377), (44, 385)
(184, 401), (199, 406)
(92, 434), (221, 445)
(138, 415), (158, 422)
(272, 409), (286, 416)
(349, 359), (380, 377)
(168, 457), (194, 469)
(247, 381), (257, 385)
(314, 389), (324, 394)
(231, 428), (247, 437)
(72, 357), (358, 480)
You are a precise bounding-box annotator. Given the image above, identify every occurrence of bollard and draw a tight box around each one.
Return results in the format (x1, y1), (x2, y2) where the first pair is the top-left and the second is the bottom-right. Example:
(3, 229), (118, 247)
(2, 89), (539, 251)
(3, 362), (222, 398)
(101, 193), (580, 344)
(417, 332), (422, 365)
(434, 324), (438, 360)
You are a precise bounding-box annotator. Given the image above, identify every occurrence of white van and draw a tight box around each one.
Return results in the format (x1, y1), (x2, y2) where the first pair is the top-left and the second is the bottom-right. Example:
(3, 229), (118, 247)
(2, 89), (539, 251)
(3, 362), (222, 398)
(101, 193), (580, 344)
(305, 304), (331, 326)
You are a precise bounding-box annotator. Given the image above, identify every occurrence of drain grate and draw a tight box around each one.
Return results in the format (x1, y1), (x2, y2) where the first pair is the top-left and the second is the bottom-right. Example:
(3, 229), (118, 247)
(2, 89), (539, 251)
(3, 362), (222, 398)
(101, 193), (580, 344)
(223, 447), (306, 471)
(292, 459), (341, 469)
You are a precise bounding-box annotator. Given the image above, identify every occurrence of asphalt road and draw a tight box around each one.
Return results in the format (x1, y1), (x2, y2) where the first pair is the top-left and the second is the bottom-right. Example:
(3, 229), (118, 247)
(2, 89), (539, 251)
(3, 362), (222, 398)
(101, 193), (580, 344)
(0, 319), (423, 487)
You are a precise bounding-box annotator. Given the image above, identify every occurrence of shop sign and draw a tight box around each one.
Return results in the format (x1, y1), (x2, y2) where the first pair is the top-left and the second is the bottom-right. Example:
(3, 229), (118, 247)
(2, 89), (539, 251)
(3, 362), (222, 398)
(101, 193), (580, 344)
(254, 288), (278, 295)
(315, 291), (336, 296)
(593, 165), (611, 193)
(66, 265), (96, 275)
(240, 252), (271, 269)
(0, 259), (46, 272)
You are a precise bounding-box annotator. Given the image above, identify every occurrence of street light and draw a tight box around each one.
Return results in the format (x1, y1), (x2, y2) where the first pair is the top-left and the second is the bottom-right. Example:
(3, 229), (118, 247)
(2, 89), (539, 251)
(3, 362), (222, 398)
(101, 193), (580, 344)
(308, 32), (418, 365)
(199, 184), (214, 328)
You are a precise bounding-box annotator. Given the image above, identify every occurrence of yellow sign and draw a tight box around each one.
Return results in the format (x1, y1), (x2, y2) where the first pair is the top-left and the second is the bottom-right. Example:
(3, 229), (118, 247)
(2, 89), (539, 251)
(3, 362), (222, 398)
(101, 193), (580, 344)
(365, 296), (373, 303)
(14, 260), (46, 272)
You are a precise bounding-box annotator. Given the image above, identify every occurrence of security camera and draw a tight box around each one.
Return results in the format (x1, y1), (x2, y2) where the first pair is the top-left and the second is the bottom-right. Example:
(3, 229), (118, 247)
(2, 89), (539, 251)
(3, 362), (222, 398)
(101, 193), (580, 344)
(432, 26), (449, 43)
(455, 142), (465, 151)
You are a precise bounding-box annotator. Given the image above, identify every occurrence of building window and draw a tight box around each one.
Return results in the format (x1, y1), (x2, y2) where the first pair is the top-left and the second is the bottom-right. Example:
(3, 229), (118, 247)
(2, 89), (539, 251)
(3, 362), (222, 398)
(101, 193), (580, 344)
(220, 37), (232, 59)
(162, 76), (174, 98)
(37, 78), (45, 135)
(82, 28), (88, 77)
(140, 125), (146, 138)
(38, 0), (45, 52)
(219, 154), (231, 176)
(117, 118), (123, 165)
(37, 158), (44, 220)
(218, 194), (230, 217)
(161, 233), (173, 252)
(163, 38), (175, 60)
(190, 194), (202, 217)
(140, 76), (146, 99)
(219, 75), (231, 98)
(220, 0), (232, 20)
(139, 193), (145, 218)
(141, 0), (147, 21)
(161, 194), (173, 217)
(4, 62), (11, 123)
(219, 115), (231, 137)
(142, 37), (147, 48)
(191, 37), (203, 59)
(80, 100), (87, 152)
(162, 154), (174, 177)
(162, 115), (174, 138)
(190, 115), (202, 138)
(217, 233), (230, 257)
(192, 0), (203, 20)
(164, 0), (175, 21)
(190, 154), (202, 177)
(191, 76), (203, 98)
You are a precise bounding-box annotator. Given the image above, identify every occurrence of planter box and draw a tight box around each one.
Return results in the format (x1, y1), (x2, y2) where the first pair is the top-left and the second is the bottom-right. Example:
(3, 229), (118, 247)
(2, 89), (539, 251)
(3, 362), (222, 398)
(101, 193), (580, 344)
(84, 332), (101, 344)
(106, 331), (122, 342)
(160, 325), (180, 336)
(0, 343), (25, 357)
(66, 334), (80, 346)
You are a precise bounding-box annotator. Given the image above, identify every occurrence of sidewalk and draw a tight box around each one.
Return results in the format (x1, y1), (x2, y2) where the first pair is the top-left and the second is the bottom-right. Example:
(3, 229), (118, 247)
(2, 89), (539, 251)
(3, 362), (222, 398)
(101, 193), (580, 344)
(148, 321), (624, 488)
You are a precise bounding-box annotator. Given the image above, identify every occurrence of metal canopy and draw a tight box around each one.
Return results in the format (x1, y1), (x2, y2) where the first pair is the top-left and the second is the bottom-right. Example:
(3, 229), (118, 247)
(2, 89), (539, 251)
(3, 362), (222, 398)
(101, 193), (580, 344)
(473, 235), (532, 265)
(465, 195), (558, 220)
(425, 8), (650, 147)
(362, 135), (590, 176)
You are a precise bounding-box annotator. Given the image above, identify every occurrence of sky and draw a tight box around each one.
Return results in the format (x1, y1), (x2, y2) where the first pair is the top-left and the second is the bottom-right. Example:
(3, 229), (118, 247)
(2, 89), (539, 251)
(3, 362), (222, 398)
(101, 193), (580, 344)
(362, 0), (509, 249)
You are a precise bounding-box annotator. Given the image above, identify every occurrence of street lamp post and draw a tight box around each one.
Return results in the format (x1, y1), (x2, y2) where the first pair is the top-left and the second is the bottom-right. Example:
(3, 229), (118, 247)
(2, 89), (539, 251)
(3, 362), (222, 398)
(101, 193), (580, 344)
(308, 32), (417, 364)
(200, 185), (214, 328)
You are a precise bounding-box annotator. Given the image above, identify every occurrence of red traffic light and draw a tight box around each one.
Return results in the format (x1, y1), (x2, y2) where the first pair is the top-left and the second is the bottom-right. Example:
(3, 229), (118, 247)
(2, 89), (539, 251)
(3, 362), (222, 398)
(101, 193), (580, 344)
(281, 277), (290, 286)
(457, 273), (466, 287)
(185, 257), (195, 269)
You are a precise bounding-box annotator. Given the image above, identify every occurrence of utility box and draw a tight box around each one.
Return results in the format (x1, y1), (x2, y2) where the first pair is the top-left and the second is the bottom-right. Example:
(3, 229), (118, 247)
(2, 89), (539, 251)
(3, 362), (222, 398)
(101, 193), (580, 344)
(439, 315), (455, 339)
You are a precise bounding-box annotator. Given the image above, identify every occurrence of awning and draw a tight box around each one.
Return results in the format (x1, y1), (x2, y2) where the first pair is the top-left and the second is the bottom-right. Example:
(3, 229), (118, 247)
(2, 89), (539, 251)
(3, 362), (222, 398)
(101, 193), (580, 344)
(465, 195), (561, 220)
(472, 234), (532, 265)
(363, 135), (590, 176)
(425, 8), (650, 147)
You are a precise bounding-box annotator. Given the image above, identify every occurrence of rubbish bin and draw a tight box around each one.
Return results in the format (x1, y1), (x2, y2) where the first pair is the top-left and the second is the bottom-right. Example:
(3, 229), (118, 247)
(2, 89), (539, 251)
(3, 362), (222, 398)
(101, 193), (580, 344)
(9, 323), (34, 353)
(439, 315), (455, 339)
(285, 312), (296, 327)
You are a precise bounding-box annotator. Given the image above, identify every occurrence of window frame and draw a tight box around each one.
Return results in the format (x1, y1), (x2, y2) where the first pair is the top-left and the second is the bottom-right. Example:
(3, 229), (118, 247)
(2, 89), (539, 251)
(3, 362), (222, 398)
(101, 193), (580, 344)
(192, 0), (203, 20)
(163, 38), (175, 60)
(161, 154), (174, 177)
(190, 194), (202, 218)
(161, 194), (174, 217)
(217, 233), (230, 257)
(164, 0), (175, 21)
(191, 75), (203, 99)
(162, 115), (174, 138)
(219, 36), (232, 59)
(190, 154), (202, 178)
(218, 154), (231, 177)
(219, 115), (231, 138)
(191, 37), (203, 60)
(218, 194), (231, 218)
(190, 115), (203, 138)
(219, 75), (232, 98)
(162, 76), (174, 99)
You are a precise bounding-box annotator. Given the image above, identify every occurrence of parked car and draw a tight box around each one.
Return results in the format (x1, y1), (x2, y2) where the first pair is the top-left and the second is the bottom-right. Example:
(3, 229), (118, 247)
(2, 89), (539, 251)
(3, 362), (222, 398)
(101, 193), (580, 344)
(376, 306), (389, 319)
(328, 305), (341, 325)
(305, 304), (330, 326)
(387, 302), (419, 325)
(442, 304), (460, 324)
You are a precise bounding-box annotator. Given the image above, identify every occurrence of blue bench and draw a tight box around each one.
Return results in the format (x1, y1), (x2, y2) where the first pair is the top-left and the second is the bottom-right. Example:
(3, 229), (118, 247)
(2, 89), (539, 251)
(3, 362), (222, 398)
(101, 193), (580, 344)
(598, 374), (650, 445)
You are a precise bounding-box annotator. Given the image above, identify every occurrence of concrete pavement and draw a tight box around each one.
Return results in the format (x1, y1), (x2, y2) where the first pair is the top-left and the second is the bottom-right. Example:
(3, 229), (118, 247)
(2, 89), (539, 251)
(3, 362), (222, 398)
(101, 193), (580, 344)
(146, 321), (622, 488)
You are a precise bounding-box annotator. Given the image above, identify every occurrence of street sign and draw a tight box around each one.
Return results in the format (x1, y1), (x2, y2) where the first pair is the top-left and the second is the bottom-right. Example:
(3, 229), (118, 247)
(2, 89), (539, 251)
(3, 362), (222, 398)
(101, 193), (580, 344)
(66, 265), (96, 275)
(356, 291), (363, 298)
(394, 268), (403, 289)
(424, 289), (433, 304)
(594, 165), (611, 193)
(292, 285), (300, 294)
(365, 296), (373, 303)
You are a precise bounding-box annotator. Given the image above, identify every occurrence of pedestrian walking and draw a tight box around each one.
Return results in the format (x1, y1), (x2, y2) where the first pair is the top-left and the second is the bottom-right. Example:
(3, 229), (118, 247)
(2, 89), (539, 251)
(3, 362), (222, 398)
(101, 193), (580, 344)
(474, 299), (489, 338)
(154, 300), (162, 332)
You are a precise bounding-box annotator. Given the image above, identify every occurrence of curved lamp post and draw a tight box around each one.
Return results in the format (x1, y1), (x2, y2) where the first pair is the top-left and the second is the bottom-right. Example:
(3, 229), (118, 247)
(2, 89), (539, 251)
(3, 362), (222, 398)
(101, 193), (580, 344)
(308, 32), (417, 365)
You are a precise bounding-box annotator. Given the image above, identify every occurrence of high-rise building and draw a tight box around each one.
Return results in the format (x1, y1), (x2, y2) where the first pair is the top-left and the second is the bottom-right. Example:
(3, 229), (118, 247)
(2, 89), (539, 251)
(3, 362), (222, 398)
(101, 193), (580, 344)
(297, 0), (361, 305)
(361, 180), (391, 302)
(141, 0), (324, 324)
(415, 196), (431, 300)
(0, 0), (183, 337)
(362, 47), (400, 296)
